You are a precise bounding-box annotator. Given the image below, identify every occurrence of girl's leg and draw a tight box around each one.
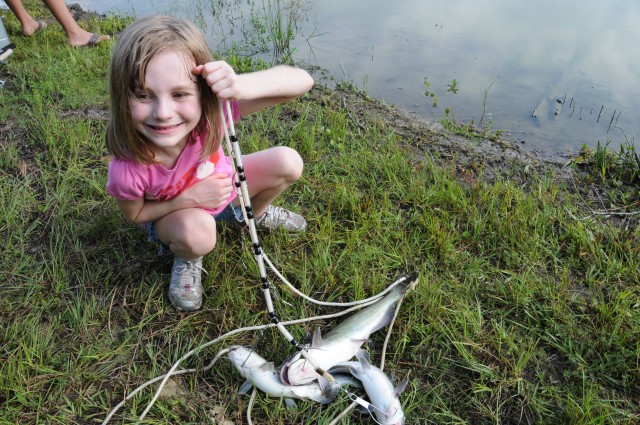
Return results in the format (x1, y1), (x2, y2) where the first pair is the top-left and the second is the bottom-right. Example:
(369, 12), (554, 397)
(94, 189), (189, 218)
(237, 146), (306, 232)
(241, 146), (304, 217)
(154, 208), (217, 312)
(155, 208), (218, 260)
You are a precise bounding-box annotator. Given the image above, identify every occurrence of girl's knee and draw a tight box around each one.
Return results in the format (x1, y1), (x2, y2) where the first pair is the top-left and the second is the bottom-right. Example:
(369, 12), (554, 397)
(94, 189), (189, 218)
(186, 216), (217, 253)
(180, 224), (217, 255)
(276, 146), (304, 181)
(159, 210), (217, 256)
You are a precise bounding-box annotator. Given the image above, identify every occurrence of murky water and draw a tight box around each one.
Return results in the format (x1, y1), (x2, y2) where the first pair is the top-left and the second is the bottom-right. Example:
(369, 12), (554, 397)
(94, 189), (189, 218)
(75, 0), (640, 158)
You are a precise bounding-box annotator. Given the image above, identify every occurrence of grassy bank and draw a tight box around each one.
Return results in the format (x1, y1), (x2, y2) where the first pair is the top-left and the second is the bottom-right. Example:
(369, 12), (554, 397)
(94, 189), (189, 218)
(1, 4), (639, 424)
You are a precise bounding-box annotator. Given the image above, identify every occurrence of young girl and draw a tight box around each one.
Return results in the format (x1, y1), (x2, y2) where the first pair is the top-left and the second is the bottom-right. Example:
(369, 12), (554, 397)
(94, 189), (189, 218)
(105, 15), (313, 312)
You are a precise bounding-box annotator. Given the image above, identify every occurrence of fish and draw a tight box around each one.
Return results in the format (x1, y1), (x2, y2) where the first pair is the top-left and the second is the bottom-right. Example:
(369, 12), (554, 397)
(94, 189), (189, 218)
(280, 272), (418, 386)
(227, 345), (359, 408)
(328, 350), (408, 425)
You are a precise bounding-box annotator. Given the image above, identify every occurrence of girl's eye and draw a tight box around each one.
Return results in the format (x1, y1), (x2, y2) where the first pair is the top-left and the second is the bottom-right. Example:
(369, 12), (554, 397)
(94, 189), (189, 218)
(174, 92), (190, 98)
(134, 92), (150, 100)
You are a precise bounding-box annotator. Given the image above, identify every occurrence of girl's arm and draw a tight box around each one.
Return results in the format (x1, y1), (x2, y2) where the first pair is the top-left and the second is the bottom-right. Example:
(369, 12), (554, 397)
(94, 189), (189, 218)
(192, 62), (314, 116)
(116, 196), (181, 224)
(115, 173), (233, 224)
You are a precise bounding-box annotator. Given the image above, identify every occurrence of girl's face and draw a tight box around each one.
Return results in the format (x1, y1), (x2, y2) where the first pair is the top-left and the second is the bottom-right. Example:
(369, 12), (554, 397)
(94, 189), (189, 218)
(129, 49), (202, 163)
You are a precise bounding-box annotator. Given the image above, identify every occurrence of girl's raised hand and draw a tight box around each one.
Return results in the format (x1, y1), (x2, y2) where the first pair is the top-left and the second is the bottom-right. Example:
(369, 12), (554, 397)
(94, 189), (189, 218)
(192, 61), (241, 100)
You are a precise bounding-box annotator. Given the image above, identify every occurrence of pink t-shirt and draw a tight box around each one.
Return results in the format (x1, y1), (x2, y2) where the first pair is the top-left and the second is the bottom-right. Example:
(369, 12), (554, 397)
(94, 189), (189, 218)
(106, 102), (239, 217)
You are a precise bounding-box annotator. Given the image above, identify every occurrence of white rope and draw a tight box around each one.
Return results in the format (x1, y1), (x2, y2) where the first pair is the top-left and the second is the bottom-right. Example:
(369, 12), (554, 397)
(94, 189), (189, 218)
(103, 294), (387, 423)
(262, 252), (405, 307)
(247, 387), (258, 425)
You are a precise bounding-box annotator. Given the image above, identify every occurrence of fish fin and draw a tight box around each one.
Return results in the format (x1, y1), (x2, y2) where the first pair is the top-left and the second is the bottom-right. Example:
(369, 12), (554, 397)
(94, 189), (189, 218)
(238, 380), (253, 395)
(406, 271), (419, 291)
(284, 398), (298, 410)
(349, 364), (365, 381)
(394, 375), (410, 396)
(259, 362), (276, 372)
(391, 271), (419, 295)
(311, 327), (323, 348)
(355, 349), (372, 370)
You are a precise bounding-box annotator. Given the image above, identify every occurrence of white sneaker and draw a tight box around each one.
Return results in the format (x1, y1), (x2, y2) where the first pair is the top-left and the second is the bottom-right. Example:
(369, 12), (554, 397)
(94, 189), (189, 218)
(255, 205), (307, 233)
(168, 256), (205, 311)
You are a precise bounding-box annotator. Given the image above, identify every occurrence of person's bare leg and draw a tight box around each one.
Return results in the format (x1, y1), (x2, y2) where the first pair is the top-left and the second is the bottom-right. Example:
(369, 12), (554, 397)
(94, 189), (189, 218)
(4, 0), (42, 36)
(155, 208), (218, 260)
(240, 146), (304, 217)
(155, 208), (217, 312)
(42, 0), (109, 46)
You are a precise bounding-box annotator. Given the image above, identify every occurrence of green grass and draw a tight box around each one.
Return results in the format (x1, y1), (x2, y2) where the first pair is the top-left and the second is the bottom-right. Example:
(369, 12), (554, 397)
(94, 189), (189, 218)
(575, 139), (640, 186)
(1, 4), (639, 424)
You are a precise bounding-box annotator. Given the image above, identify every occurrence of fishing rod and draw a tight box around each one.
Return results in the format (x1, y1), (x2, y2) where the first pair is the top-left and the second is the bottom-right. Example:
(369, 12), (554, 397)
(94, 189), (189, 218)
(219, 99), (337, 386)
(220, 100), (407, 425)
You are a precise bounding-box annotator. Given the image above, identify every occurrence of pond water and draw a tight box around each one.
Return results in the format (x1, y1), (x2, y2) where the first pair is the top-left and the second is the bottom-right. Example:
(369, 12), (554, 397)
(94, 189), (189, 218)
(75, 0), (640, 158)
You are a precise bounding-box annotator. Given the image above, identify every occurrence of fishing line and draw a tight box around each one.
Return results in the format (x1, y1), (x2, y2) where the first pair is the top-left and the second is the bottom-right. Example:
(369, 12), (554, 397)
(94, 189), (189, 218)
(104, 291), (384, 422)
(218, 98), (375, 385)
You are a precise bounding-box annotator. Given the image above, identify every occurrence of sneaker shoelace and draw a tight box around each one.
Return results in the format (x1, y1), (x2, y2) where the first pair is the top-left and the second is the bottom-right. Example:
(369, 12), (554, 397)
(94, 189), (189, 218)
(176, 260), (207, 287)
(258, 206), (290, 225)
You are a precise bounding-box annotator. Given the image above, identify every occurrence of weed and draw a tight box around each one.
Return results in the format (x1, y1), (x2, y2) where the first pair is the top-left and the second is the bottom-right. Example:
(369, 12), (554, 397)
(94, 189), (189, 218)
(479, 81), (493, 127)
(447, 78), (458, 94)
(576, 138), (640, 185)
(440, 116), (503, 142)
(247, 0), (311, 63)
(423, 77), (439, 107)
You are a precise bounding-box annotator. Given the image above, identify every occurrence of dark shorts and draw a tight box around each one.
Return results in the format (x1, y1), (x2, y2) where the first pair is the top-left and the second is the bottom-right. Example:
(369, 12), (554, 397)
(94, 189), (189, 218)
(145, 203), (245, 255)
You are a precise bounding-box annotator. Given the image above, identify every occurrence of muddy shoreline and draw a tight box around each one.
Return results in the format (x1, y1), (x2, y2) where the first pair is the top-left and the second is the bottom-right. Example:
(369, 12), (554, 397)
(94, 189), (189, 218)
(319, 84), (572, 181)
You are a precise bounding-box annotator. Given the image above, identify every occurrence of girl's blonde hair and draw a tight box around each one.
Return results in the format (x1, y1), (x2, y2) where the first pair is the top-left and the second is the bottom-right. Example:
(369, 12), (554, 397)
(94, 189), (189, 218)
(106, 15), (220, 164)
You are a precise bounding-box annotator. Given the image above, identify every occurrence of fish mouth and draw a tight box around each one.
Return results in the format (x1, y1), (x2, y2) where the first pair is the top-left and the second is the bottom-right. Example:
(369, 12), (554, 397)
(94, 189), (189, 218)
(279, 350), (305, 385)
(279, 358), (294, 385)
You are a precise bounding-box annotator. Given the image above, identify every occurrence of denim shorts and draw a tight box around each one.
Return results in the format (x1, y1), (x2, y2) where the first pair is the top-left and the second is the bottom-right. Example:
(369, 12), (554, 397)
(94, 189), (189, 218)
(145, 203), (245, 255)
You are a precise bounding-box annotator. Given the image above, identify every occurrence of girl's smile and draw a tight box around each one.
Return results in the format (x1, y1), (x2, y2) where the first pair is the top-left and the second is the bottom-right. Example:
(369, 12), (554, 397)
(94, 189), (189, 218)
(129, 49), (202, 165)
(146, 123), (184, 134)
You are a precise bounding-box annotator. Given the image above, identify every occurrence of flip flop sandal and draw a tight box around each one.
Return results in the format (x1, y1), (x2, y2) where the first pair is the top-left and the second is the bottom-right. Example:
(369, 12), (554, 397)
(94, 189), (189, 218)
(25, 20), (47, 36)
(83, 33), (110, 47)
